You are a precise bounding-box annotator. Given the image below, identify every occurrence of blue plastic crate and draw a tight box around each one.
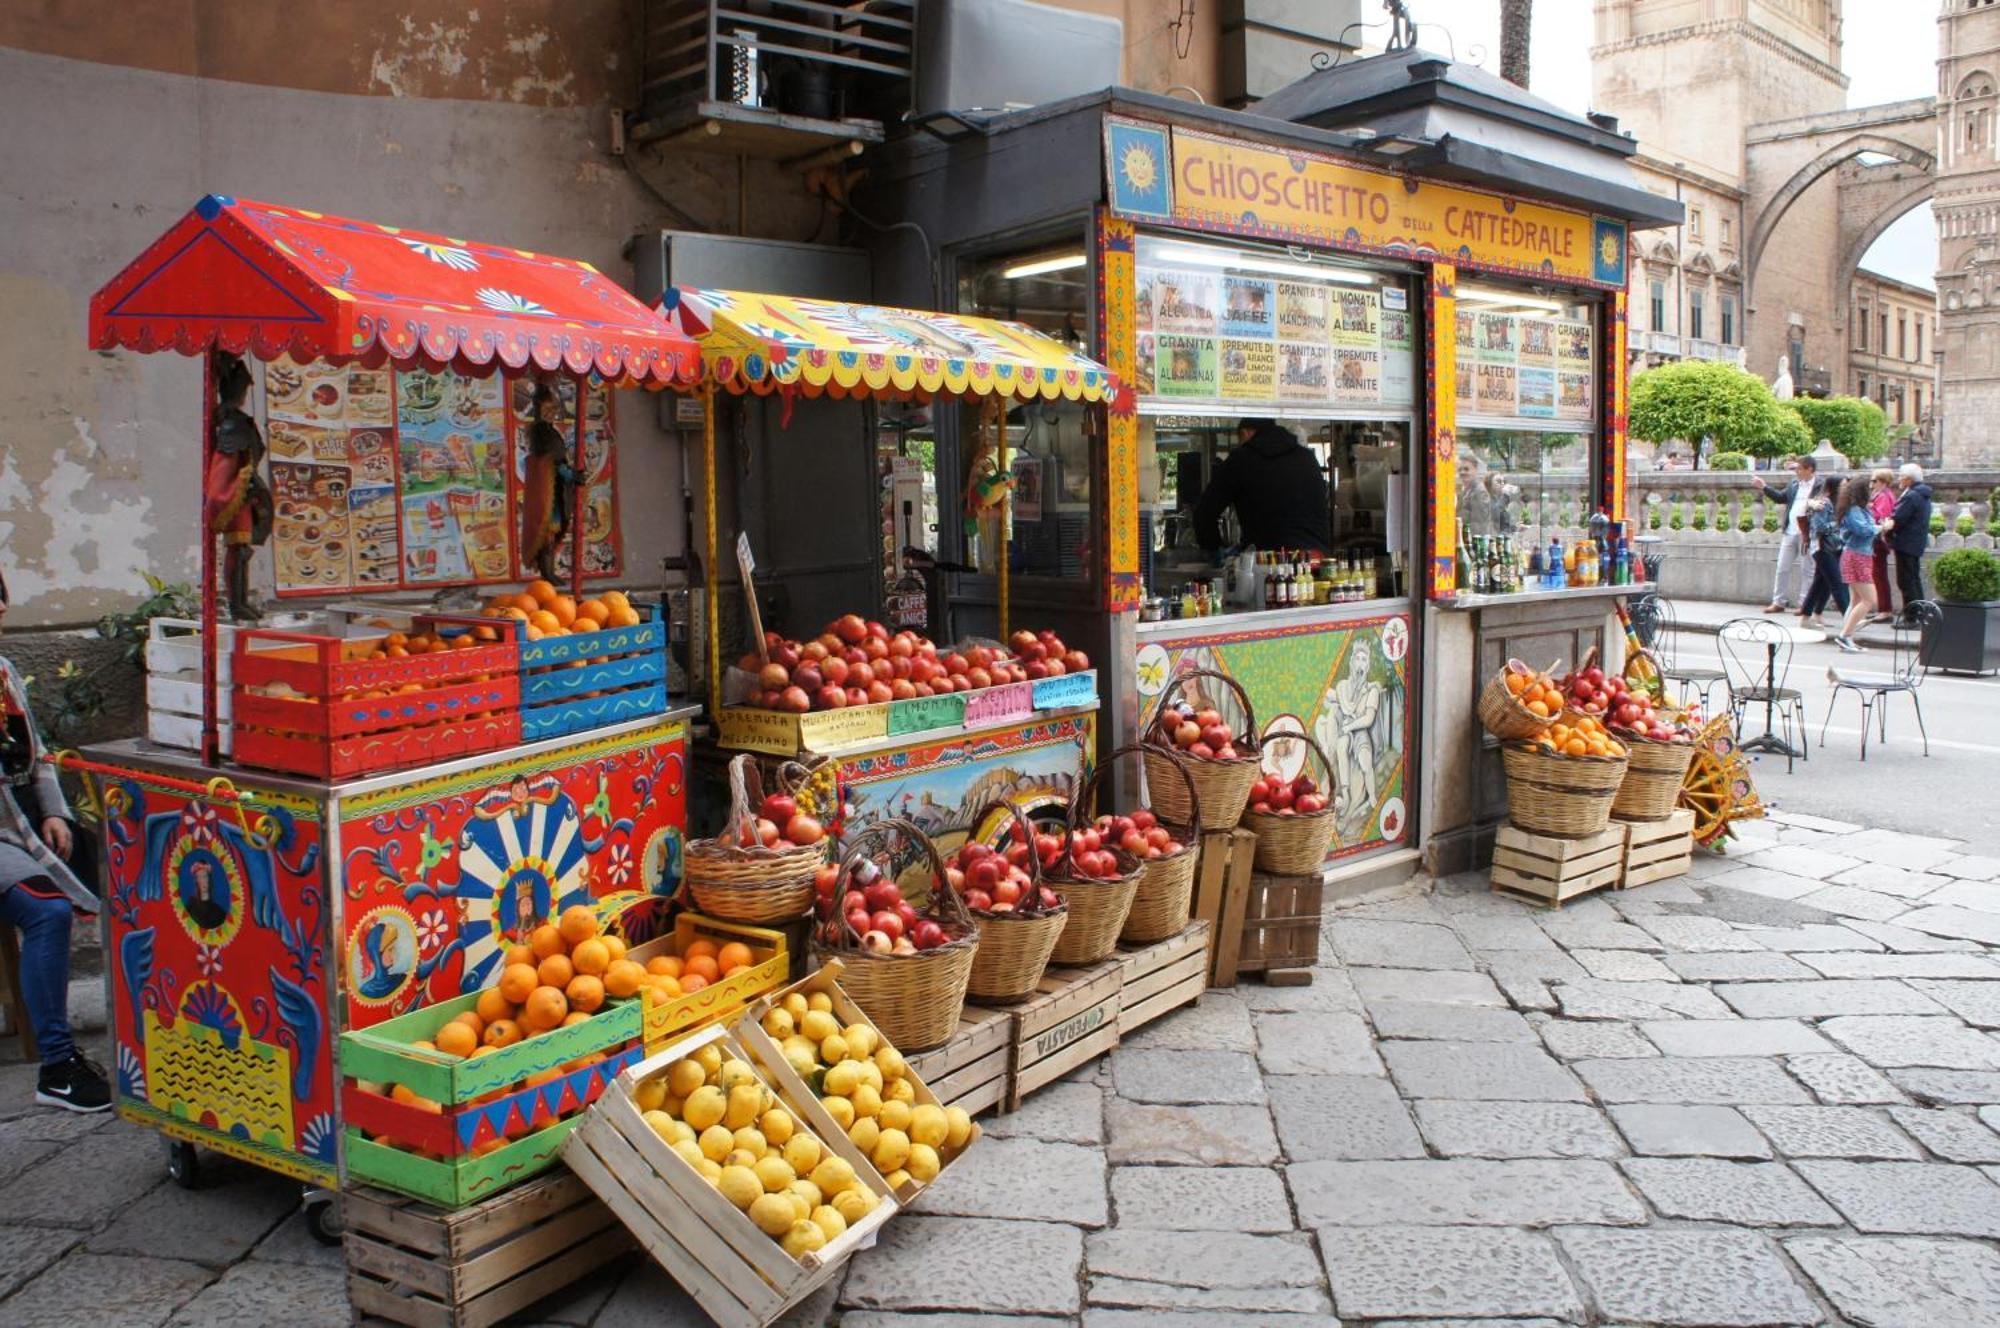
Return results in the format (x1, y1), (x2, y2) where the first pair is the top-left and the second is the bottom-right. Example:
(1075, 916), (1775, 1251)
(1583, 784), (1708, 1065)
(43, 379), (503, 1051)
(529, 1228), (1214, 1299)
(521, 680), (670, 741)
(514, 604), (672, 740)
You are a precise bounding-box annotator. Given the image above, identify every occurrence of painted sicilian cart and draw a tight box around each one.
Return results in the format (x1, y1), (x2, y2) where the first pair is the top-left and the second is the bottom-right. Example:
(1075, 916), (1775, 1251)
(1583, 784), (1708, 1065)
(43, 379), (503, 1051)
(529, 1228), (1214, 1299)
(73, 196), (704, 1236)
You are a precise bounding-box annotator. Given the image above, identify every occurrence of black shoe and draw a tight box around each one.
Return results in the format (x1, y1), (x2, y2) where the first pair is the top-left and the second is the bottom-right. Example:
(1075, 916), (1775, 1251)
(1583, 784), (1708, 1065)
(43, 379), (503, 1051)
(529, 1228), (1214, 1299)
(36, 1052), (111, 1113)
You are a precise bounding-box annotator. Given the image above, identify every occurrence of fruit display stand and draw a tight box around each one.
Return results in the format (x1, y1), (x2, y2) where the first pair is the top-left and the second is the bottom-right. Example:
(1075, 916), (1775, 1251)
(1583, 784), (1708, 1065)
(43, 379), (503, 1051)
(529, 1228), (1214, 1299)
(1237, 875), (1324, 979)
(80, 196), (705, 1238)
(562, 1023), (898, 1328)
(1115, 920), (1212, 1036)
(344, 1170), (632, 1328)
(1618, 808), (1697, 888)
(1001, 959), (1123, 1111)
(1191, 828), (1257, 986)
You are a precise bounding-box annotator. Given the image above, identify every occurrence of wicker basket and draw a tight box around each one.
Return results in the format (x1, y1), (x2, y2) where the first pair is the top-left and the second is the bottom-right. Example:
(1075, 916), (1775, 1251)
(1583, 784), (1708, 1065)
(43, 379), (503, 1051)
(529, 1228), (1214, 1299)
(684, 756), (825, 923)
(959, 800), (1068, 1003)
(1043, 763), (1144, 964)
(1478, 660), (1560, 741)
(1501, 741), (1629, 838)
(1610, 732), (1697, 821)
(814, 818), (978, 1052)
(1142, 667), (1263, 831)
(1092, 742), (1202, 944)
(1241, 729), (1341, 874)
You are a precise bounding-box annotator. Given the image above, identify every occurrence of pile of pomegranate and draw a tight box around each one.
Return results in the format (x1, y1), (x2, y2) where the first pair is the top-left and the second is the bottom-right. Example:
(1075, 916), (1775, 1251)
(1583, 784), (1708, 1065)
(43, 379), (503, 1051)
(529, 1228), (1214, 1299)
(943, 839), (1062, 915)
(734, 790), (826, 851)
(814, 855), (957, 955)
(1040, 823), (1132, 881)
(1091, 809), (1187, 860)
(1562, 665), (1687, 745)
(1246, 771), (1328, 817)
(741, 617), (1090, 713)
(1153, 701), (1247, 761)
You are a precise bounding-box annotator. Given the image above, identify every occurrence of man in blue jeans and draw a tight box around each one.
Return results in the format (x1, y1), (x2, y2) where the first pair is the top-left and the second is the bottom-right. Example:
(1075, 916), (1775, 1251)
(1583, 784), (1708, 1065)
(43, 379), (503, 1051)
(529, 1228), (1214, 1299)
(0, 570), (108, 1112)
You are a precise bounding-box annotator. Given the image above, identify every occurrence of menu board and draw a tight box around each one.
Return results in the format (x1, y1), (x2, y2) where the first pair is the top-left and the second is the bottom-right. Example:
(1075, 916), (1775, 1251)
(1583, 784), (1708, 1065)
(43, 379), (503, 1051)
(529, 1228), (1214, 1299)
(1134, 236), (1414, 415)
(261, 358), (621, 596)
(1454, 310), (1596, 425)
(511, 378), (623, 581)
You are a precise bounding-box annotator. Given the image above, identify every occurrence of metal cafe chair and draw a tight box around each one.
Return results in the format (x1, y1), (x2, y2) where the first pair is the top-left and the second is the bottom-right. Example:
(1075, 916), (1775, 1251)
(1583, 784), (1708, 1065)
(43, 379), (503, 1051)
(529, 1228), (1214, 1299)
(1718, 615), (1809, 772)
(1642, 594), (1730, 713)
(1819, 599), (1939, 761)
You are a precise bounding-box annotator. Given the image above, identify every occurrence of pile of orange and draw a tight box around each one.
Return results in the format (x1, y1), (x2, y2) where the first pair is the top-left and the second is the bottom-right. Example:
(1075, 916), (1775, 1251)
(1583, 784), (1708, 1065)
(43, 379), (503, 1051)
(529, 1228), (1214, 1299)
(482, 581), (643, 642)
(1502, 667), (1565, 720)
(1534, 712), (1627, 759)
(637, 937), (760, 1009)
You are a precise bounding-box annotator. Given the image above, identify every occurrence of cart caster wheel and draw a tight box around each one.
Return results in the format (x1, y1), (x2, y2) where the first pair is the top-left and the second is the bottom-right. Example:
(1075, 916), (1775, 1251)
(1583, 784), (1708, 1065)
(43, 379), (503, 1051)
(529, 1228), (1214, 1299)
(165, 1139), (202, 1190)
(303, 1193), (344, 1246)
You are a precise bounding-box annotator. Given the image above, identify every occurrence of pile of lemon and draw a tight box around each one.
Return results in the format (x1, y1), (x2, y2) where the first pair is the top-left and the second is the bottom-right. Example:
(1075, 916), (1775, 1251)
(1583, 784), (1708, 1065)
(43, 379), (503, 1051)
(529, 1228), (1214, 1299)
(638, 1042), (876, 1261)
(761, 991), (977, 1192)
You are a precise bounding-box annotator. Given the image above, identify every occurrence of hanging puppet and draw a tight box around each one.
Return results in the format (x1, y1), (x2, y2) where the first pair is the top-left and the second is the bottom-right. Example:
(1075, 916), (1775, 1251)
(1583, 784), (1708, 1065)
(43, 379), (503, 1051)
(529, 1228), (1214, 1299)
(204, 353), (272, 621)
(520, 382), (577, 581)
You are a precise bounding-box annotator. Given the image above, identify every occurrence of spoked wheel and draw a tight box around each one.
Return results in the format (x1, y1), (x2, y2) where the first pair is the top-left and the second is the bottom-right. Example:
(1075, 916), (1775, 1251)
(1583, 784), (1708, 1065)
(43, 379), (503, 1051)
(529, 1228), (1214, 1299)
(1681, 715), (1763, 847)
(164, 1138), (202, 1190)
(303, 1189), (344, 1246)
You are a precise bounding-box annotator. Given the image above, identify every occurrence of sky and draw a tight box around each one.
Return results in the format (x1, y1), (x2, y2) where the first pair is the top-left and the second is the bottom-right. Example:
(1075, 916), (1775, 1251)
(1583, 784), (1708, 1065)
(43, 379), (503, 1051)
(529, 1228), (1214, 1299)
(1418, 0), (1940, 288)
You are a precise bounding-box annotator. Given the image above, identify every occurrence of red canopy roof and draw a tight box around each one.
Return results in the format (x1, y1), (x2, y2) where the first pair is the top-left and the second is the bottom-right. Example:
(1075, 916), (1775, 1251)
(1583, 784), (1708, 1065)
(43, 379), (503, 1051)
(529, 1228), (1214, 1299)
(88, 195), (700, 388)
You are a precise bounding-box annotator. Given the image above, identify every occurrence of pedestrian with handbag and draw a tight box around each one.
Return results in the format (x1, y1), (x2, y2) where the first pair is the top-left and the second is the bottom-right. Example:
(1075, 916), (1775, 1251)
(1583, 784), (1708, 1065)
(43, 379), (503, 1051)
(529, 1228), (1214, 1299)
(1751, 455), (1817, 613)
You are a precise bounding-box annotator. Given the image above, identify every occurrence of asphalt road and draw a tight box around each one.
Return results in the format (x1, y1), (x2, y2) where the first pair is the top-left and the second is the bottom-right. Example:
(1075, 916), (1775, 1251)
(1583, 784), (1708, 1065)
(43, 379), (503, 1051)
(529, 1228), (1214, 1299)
(1660, 625), (2000, 855)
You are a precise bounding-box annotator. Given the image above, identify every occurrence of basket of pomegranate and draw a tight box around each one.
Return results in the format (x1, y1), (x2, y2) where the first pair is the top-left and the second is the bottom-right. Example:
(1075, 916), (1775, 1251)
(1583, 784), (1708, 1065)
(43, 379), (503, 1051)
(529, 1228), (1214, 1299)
(684, 756), (828, 923)
(814, 818), (978, 1052)
(1478, 659), (1563, 741)
(1039, 763), (1146, 965)
(1084, 744), (1199, 945)
(1563, 654), (1697, 822)
(946, 800), (1068, 1003)
(1241, 729), (1340, 874)
(1143, 668), (1263, 830)
(1502, 710), (1630, 839)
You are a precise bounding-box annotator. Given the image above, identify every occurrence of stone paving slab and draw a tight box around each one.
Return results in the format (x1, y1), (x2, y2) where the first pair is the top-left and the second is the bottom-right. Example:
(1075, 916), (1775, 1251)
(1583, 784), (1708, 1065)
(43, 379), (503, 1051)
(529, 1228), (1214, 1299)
(1327, 919), (1475, 970)
(1447, 915), (1562, 952)
(1608, 1104), (1773, 1158)
(1319, 1225), (1584, 1322)
(1555, 1226), (1825, 1327)
(1110, 1165), (1293, 1232)
(1740, 1105), (1924, 1159)
(1536, 1018), (1659, 1060)
(161, 1258), (348, 1328)
(1892, 1069), (2000, 1102)
(1110, 1048), (1267, 1104)
(1640, 1018), (1835, 1058)
(1574, 1055), (1814, 1104)
(1820, 1014), (2000, 1069)
(1289, 1159), (1647, 1228)
(1908, 978), (2000, 1028)
(841, 1216), (1084, 1315)
(1785, 1234), (2000, 1327)
(0, 1225), (82, 1300)
(1740, 845), (1866, 880)
(1706, 867), (1827, 901)
(0, 1253), (214, 1328)
(1550, 978), (1733, 1021)
(1800, 952), (2000, 979)
(1381, 1041), (1586, 1102)
(1620, 1157), (1843, 1226)
(1368, 1000), (1535, 1043)
(1082, 1312), (1341, 1327)
(1713, 979), (1943, 1018)
(978, 1081), (1104, 1144)
(1268, 1074), (1426, 1161)
(1796, 1159), (2000, 1236)
(1106, 1099), (1280, 1166)
(1894, 905), (2000, 946)
(1255, 1012), (1385, 1076)
(1118, 992), (1256, 1051)
(1885, 1106), (2000, 1163)
(1738, 923), (1890, 952)
(1819, 830), (1963, 872)
(1088, 1230), (1329, 1314)
(1935, 856), (2000, 882)
(1661, 951), (1818, 981)
(1352, 967), (1506, 1006)
(1847, 918), (1986, 953)
(843, 1316), (1073, 1328)
(1572, 948), (1678, 981)
(85, 1163), (297, 1267)
(912, 1135), (1108, 1225)
(1411, 1101), (1624, 1159)
(1796, 884), (1914, 923)
(1832, 862), (1951, 898)
(1783, 1052), (1909, 1104)
(1635, 914), (1772, 953)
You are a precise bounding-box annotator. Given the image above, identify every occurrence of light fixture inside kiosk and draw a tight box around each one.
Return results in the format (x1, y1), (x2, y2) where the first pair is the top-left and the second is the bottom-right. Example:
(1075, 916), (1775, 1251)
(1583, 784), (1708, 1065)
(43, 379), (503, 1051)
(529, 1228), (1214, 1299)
(1132, 233), (1416, 617)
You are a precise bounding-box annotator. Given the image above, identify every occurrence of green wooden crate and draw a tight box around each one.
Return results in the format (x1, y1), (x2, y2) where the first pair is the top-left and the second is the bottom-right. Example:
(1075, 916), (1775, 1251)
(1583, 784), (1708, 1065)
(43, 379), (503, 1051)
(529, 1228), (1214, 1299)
(344, 1116), (586, 1208)
(341, 990), (642, 1106)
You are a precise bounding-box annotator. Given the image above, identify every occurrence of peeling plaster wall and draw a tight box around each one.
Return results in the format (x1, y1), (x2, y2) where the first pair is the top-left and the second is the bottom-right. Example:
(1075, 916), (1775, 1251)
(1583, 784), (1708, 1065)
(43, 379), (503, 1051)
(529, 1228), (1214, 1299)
(0, 44), (818, 630)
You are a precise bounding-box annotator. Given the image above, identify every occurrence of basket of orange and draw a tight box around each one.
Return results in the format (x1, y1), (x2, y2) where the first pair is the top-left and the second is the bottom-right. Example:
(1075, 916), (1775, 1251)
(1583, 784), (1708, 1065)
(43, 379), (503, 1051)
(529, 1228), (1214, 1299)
(1501, 710), (1630, 839)
(1478, 659), (1563, 741)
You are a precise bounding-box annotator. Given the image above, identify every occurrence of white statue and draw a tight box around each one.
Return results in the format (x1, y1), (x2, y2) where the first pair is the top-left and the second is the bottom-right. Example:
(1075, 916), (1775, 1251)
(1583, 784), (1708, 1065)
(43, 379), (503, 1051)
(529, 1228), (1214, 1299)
(1773, 359), (1795, 400)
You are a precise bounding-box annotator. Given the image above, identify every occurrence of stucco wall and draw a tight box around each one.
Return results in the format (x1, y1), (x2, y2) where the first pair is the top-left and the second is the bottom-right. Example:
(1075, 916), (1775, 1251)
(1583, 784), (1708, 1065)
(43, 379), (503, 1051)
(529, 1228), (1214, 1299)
(0, 44), (800, 630)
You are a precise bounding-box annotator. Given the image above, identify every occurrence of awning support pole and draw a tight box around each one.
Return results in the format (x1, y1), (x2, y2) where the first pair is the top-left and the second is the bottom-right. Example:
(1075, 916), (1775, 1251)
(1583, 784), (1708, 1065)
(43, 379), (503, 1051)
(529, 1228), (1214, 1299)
(704, 383), (721, 721)
(570, 379), (588, 600)
(993, 399), (1009, 642)
(199, 350), (219, 767)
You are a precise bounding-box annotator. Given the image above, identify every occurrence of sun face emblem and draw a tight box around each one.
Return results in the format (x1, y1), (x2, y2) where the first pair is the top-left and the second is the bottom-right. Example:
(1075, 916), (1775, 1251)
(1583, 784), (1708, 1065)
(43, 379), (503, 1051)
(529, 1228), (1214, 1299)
(1121, 143), (1160, 195)
(1599, 233), (1621, 268)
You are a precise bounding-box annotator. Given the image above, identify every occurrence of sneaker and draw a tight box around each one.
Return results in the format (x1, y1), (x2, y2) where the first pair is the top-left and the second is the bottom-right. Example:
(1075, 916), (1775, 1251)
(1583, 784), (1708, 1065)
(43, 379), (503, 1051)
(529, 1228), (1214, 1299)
(1763, 603), (1787, 613)
(1834, 636), (1864, 654)
(35, 1052), (111, 1113)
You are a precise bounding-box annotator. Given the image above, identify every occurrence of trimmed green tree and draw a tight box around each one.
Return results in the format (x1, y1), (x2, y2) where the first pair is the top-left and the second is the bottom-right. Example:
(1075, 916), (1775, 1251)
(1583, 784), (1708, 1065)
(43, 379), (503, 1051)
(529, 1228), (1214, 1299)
(1629, 360), (1808, 464)
(1784, 395), (1888, 463)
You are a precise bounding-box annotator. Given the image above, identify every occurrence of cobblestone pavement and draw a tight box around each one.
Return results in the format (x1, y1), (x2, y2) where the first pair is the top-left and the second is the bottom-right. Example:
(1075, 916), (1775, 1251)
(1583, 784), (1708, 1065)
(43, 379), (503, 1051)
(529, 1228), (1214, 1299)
(11, 811), (2000, 1324)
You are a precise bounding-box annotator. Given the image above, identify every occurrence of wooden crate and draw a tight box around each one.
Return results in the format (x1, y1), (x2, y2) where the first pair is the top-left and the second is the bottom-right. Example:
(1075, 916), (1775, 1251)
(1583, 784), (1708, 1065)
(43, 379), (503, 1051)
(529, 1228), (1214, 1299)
(1618, 809), (1696, 888)
(1005, 959), (1122, 1111)
(1190, 828), (1256, 987)
(344, 1171), (631, 1328)
(626, 914), (789, 1054)
(1115, 919), (1210, 1037)
(561, 1024), (896, 1328)
(1490, 822), (1628, 908)
(1239, 874), (1323, 973)
(902, 1005), (1011, 1117)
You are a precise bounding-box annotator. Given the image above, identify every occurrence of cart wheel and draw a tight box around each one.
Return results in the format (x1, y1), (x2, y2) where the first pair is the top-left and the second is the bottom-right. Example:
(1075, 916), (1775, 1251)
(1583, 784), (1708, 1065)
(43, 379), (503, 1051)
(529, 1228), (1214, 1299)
(164, 1138), (202, 1190)
(303, 1192), (344, 1246)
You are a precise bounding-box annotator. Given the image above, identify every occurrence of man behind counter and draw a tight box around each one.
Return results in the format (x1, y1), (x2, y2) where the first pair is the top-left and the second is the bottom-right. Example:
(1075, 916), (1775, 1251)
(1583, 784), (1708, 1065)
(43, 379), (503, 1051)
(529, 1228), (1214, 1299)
(1193, 418), (1332, 556)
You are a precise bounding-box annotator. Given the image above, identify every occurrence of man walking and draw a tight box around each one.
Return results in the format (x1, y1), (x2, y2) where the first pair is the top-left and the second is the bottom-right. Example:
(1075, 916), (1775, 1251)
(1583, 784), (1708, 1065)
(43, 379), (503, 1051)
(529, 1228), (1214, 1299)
(1751, 455), (1817, 614)
(1885, 463), (1934, 625)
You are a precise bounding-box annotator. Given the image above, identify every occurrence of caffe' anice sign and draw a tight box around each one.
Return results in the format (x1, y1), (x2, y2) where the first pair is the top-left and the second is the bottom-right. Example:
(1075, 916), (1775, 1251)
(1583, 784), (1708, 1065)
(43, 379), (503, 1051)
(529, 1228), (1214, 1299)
(1104, 117), (1627, 288)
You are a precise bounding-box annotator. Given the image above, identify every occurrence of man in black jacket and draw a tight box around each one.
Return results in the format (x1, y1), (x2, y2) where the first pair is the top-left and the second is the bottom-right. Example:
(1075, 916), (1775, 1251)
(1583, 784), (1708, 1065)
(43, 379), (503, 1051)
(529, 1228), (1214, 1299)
(1193, 419), (1332, 555)
(1886, 463), (1934, 625)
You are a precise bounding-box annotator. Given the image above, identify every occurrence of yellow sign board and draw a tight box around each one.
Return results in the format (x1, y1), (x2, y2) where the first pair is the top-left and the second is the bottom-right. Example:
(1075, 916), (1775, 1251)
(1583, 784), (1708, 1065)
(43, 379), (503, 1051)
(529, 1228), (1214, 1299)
(1104, 118), (1627, 289)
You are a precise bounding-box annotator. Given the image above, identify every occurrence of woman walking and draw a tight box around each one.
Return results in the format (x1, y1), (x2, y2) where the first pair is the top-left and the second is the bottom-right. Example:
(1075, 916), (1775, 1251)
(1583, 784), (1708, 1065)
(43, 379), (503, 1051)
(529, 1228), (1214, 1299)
(1867, 468), (1896, 624)
(1799, 475), (1848, 630)
(1831, 476), (1881, 654)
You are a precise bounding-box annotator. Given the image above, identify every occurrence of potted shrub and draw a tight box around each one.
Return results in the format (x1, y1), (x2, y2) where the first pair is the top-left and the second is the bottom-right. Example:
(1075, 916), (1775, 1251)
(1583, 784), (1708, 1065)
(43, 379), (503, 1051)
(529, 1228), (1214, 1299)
(1924, 547), (2000, 676)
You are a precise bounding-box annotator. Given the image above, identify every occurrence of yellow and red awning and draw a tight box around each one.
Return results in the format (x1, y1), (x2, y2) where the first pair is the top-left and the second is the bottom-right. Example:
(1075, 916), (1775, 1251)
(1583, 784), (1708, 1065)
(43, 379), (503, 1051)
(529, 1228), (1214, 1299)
(659, 287), (1125, 409)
